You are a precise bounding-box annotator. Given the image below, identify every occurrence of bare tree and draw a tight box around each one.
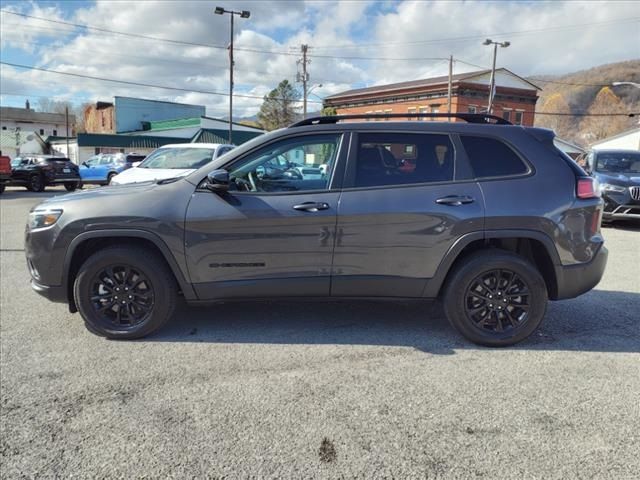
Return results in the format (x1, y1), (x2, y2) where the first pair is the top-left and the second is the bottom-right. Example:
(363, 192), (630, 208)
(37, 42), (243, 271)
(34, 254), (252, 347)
(581, 87), (629, 141)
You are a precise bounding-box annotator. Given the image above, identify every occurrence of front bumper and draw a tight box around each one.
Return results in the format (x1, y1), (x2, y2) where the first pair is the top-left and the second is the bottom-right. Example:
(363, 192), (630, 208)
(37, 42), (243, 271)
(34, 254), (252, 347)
(553, 244), (608, 300)
(30, 278), (67, 303)
(602, 204), (640, 220)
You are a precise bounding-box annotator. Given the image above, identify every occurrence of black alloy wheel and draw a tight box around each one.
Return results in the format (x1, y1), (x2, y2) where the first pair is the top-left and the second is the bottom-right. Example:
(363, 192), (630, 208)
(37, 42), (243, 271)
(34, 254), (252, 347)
(90, 265), (155, 330)
(464, 269), (530, 333)
(64, 182), (78, 191)
(74, 246), (177, 339)
(443, 250), (547, 347)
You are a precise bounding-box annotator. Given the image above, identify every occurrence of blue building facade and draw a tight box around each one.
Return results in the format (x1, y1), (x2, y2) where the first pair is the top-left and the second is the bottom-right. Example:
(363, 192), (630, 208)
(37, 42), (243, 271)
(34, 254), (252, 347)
(114, 97), (206, 133)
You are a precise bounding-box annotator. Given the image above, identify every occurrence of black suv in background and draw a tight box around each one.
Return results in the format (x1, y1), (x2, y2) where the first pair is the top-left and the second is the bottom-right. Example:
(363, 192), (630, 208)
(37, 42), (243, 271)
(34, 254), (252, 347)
(10, 155), (80, 192)
(584, 149), (640, 223)
(25, 114), (607, 346)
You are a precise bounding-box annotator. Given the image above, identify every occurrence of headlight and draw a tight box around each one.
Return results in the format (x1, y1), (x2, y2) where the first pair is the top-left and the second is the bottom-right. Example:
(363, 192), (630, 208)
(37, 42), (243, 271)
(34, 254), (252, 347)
(28, 209), (63, 230)
(600, 183), (626, 194)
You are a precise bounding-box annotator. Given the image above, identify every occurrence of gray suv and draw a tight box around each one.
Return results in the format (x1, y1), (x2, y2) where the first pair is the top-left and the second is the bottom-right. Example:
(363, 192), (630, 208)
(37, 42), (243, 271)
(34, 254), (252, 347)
(25, 114), (608, 346)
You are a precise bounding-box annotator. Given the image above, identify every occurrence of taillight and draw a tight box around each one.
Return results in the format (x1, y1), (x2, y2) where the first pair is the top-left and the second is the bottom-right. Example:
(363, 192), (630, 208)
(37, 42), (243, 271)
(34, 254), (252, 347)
(577, 177), (600, 199)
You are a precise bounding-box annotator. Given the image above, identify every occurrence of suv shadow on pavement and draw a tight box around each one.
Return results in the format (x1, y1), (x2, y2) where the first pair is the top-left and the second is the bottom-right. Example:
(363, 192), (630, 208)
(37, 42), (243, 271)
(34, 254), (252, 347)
(146, 289), (640, 354)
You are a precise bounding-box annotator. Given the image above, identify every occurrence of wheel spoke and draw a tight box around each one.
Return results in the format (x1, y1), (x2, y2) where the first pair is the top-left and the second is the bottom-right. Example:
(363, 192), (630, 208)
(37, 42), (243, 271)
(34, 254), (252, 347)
(90, 264), (154, 329)
(465, 268), (532, 334)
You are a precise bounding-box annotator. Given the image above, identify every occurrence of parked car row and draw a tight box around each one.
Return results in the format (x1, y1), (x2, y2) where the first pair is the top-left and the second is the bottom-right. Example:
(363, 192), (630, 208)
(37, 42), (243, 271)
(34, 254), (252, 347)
(0, 143), (235, 193)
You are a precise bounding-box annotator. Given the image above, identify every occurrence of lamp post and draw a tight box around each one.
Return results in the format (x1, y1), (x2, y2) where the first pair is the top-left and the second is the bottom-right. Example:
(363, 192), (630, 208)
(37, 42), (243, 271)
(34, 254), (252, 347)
(214, 6), (250, 144)
(483, 38), (510, 114)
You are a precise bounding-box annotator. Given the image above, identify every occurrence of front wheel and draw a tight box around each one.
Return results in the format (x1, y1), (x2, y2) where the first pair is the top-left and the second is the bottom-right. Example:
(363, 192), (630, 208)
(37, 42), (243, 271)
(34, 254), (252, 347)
(443, 250), (548, 347)
(106, 172), (116, 185)
(64, 182), (79, 191)
(73, 246), (177, 339)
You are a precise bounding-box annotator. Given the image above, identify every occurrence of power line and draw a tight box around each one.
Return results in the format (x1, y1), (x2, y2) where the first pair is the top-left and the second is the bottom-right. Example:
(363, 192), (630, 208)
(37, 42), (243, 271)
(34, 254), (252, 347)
(0, 9), (498, 62)
(528, 78), (613, 87)
(311, 17), (640, 50)
(0, 61), (324, 104)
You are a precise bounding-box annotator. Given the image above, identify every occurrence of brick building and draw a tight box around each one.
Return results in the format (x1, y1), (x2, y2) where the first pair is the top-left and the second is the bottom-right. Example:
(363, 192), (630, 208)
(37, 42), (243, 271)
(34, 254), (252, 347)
(324, 68), (540, 126)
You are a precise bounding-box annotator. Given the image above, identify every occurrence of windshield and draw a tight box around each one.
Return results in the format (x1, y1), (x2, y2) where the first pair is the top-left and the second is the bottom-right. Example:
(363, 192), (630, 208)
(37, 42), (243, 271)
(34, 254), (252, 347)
(138, 148), (216, 170)
(596, 152), (640, 174)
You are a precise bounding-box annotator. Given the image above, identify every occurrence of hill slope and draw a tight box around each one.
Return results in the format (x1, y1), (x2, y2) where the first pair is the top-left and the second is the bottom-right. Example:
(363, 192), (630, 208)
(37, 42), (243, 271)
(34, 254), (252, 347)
(530, 60), (639, 145)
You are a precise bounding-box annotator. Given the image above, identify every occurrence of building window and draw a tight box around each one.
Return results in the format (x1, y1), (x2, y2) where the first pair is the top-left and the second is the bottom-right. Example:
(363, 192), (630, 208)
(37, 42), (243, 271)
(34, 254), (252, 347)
(514, 111), (524, 125)
(407, 107), (417, 120)
(365, 111), (374, 122)
(502, 110), (511, 122)
(53, 129), (57, 136)
(375, 110), (384, 121)
(384, 109), (392, 120)
(468, 106), (477, 114)
(39, 128), (45, 135)
(418, 106), (429, 121)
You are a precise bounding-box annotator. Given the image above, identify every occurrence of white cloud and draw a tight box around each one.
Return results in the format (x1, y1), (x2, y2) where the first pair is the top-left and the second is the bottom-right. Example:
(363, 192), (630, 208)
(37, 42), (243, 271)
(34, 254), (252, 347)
(1, 0), (638, 118)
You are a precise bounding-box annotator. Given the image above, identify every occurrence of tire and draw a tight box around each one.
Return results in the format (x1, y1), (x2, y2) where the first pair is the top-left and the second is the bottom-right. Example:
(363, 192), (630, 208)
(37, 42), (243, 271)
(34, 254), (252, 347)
(106, 172), (116, 185)
(0, 183), (5, 194)
(73, 246), (177, 339)
(64, 182), (79, 191)
(443, 250), (548, 347)
(29, 174), (45, 192)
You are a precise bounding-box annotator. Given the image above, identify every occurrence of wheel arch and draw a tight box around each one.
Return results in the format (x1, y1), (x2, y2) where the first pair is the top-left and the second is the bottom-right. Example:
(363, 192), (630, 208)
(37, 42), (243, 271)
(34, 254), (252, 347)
(424, 230), (561, 300)
(63, 230), (196, 312)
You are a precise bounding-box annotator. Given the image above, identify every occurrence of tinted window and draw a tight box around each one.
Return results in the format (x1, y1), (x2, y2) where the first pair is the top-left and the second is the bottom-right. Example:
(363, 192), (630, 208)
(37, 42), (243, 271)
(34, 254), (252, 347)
(227, 134), (341, 193)
(354, 133), (454, 188)
(460, 136), (527, 178)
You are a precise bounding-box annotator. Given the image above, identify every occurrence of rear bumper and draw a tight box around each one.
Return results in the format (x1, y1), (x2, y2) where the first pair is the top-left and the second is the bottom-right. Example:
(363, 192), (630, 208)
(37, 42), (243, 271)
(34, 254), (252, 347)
(553, 244), (608, 300)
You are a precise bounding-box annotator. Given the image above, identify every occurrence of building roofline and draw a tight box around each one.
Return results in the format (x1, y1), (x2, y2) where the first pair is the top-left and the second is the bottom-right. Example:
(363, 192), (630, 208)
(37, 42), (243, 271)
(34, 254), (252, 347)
(324, 68), (541, 101)
(590, 126), (640, 147)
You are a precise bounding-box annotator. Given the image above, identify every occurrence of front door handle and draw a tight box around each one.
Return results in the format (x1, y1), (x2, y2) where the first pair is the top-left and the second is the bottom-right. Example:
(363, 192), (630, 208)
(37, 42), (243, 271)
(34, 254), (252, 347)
(293, 202), (330, 212)
(435, 195), (475, 206)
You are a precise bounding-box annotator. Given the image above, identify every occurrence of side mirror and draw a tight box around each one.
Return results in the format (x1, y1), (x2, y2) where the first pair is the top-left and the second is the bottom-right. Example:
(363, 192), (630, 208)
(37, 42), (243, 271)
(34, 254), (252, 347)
(205, 169), (230, 193)
(82, 161), (88, 167)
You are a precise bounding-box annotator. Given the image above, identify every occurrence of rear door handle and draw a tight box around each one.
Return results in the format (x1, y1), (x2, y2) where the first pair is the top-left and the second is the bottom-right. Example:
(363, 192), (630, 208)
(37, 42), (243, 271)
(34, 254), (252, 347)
(435, 195), (475, 206)
(293, 202), (330, 212)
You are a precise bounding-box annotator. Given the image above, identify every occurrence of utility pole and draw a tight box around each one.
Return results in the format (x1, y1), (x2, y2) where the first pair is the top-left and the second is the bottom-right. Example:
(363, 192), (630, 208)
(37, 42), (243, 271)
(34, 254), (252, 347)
(214, 6), (251, 144)
(296, 44), (311, 118)
(65, 105), (70, 160)
(447, 55), (453, 120)
(483, 39), (510, 114)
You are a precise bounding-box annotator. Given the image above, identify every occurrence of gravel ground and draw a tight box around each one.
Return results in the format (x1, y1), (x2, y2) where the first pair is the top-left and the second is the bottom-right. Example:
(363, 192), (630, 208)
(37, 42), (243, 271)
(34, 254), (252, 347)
(1, 186), (639, 478)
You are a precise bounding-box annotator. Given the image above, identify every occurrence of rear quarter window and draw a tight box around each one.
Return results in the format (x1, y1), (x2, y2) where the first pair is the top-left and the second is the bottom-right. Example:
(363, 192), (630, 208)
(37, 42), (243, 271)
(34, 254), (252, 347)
(460, 135), (528, 178)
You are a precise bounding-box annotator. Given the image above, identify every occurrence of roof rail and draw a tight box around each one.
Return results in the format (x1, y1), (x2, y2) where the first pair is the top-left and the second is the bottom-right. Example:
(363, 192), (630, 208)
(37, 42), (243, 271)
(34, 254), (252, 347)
(290, 112), (512, 127)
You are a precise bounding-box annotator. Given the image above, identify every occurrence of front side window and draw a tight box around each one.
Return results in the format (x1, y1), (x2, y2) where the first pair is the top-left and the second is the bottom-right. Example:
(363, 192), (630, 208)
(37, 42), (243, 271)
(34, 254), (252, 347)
(227, 134), (341, 193)
(353, 133), (454, 188)
(460, 135), (528, 178)
(139, 147), (215, 170)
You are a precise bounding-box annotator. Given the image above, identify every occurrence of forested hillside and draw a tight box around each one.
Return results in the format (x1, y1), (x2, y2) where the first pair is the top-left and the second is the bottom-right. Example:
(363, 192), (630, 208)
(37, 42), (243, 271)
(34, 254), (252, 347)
(530, 60), (639, 146)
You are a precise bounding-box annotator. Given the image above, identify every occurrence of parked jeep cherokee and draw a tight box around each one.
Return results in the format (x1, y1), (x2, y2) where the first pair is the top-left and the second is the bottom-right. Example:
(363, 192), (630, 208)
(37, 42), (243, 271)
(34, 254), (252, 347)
(11, 155), (80, 192)
(25, 114), (607, 346)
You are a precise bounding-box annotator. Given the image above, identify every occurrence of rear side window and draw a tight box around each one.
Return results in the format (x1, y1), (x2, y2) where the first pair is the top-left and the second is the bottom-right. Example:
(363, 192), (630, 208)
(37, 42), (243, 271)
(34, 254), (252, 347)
(353, 133), (455, 188)
(460, 135), (527, 178)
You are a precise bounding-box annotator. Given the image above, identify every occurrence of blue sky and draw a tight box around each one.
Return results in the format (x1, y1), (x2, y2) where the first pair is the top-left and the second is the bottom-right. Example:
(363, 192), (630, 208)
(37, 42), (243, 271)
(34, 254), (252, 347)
(1, 1), (638, 116)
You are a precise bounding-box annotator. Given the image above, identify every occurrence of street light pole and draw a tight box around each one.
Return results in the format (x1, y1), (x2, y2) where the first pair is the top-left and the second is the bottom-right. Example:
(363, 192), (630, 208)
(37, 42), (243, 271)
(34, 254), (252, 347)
(483, 39), (510, 114)
(612, 81), (640, 89)
(215, 6), (250, 144)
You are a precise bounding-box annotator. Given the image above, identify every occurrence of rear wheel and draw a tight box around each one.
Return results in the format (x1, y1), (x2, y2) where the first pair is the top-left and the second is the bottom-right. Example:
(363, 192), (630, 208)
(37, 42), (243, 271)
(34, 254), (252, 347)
(73, 246), (177, 339)
(29, 174), (45, 192)
(106, 172), (116, 185)
(64, 182), (79, 191)
(443, 250), (548, 347)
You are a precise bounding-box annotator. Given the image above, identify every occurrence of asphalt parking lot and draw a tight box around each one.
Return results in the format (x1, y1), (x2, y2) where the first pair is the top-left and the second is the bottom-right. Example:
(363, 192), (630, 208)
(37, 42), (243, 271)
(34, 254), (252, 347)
(1, 185), (639, 478)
